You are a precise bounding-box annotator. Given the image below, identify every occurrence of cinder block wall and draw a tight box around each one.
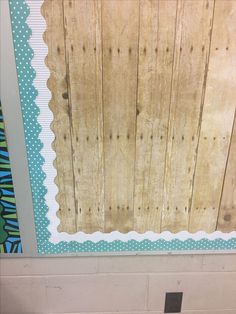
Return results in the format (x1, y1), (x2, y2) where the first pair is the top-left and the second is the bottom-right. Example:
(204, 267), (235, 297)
(1, 254), (236, 314)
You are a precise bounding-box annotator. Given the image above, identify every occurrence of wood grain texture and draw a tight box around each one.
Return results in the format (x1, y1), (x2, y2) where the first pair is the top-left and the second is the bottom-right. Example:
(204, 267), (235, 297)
(42, 0), (77, 233)
(43, 0), (236, 234)
(63, 0), (104, 232)
(189, 0), (236, 233)
(217, 113), (236, 231)
(134, 0), (177, 233)
(102, 0), (139, 232)
(161, 0), (214, 232)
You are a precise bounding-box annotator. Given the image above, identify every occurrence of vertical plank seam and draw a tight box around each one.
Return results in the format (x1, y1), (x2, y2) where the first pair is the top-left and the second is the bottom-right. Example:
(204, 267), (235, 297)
(61, 0), (77, 231)
(160, 0), (179, 232)
(188, 0), (216, 230)
(132, 0), (141, 227)
(145, 0), (159, 229)
(100, 0), (105, 232)
(216, 109), (236, 229)
(94, 0), (104, 231)
(145, 0), (159, 220)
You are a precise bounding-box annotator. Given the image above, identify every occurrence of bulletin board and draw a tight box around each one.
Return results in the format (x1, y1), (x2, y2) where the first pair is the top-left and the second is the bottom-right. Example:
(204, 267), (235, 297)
(8, 0), (236, 254)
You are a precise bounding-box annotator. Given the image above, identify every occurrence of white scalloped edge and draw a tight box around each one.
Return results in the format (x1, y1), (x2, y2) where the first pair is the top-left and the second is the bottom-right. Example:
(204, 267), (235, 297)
(26, 0), (236, 245)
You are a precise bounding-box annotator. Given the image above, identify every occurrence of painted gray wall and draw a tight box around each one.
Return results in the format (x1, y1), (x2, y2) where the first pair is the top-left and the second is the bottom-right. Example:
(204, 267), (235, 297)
(1, 255), (236, 314)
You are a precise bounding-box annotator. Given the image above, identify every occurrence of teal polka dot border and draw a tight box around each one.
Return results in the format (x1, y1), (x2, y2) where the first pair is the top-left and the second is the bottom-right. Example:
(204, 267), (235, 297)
(9, 0), (236, 254)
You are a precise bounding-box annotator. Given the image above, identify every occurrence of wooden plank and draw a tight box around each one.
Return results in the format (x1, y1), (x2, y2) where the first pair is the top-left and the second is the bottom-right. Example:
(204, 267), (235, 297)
(133, 0), (177, 233)
(102, 0), (139, 232)
(42, 0), (76, 233)
(217, 113), (236, 232)
(161, 0), (214, 232)
(189, 0), (236, 232)
(63, 0), (104, 233)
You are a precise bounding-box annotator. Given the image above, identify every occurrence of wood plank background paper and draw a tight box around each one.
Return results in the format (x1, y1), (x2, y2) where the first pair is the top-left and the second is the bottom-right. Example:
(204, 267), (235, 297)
(42, 0), (236, 234)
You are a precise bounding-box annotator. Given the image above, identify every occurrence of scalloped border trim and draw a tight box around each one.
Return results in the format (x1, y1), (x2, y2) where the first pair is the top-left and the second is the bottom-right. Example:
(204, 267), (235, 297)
(25, 0), (60, 243)
(24, 0), (236, 246)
